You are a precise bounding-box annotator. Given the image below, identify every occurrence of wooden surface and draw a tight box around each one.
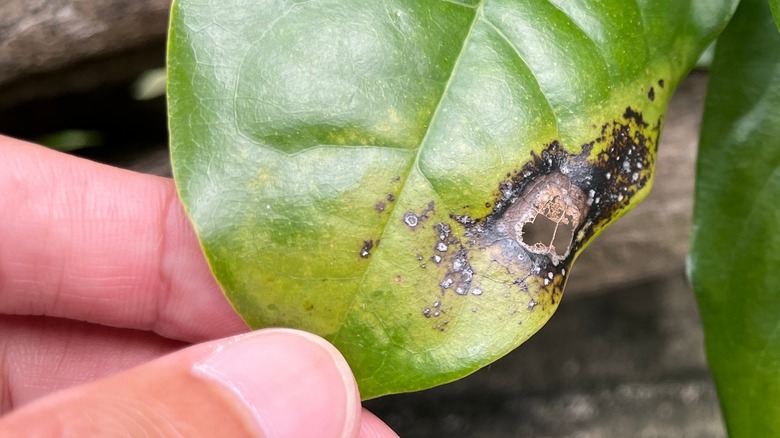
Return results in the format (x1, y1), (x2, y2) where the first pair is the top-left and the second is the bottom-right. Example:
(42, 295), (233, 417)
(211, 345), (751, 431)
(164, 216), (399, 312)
(0, 0), (169, 108)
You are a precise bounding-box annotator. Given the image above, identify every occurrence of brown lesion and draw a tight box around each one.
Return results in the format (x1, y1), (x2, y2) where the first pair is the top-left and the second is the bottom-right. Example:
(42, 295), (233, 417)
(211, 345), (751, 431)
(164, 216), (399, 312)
(504, 173), (588, 265)
(418, 107), (658, 322)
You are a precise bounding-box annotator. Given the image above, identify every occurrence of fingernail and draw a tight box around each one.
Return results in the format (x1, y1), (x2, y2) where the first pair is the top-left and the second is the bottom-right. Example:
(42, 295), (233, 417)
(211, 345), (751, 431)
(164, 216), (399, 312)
(194, 329), (359, 437)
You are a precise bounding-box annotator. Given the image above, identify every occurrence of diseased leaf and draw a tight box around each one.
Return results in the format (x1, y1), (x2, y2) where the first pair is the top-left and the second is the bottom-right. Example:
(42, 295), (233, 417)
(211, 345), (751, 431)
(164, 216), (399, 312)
(168, 0), (735, 399)
(691, 0), (780, 435)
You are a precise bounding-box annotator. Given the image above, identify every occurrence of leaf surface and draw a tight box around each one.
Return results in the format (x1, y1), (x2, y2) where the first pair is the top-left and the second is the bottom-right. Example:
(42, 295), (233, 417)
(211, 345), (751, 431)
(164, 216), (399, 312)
(692, 0), (780, 434)
(169, 0), (735, 398)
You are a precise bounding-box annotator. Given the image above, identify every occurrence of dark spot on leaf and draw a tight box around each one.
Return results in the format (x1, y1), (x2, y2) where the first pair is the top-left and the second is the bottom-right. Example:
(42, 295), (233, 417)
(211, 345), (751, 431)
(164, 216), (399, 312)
(658, 79), (665, 88)
(375, 201), (386, 213)
(419, 108), (658, 323)
(403, 212), (419, 228)
(403, 201), (435, 229)
(303, 300), (314, 311)
(456, 107), (654, 299)
(648, 86), (655, 101)
(387, 194), (396, 202)
(360, 240), (374, 258)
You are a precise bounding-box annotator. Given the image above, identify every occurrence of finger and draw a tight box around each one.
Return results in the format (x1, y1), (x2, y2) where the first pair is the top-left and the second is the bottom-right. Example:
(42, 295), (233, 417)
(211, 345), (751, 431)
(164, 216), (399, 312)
(0, 329), (398, 438)
(0, 135), (247, 341)
(0, 315), (184, 412)
(359, 409), (400, 438)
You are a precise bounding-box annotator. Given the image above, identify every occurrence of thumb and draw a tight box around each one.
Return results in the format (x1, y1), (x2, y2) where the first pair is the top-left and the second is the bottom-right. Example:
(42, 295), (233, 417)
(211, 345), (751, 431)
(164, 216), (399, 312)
(0, 329), (391, 437)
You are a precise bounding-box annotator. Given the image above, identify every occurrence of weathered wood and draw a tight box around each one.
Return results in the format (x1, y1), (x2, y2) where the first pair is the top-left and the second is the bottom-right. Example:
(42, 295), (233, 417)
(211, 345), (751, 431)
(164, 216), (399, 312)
(0, 0), (169, 107)
(0, 0), (169, 84)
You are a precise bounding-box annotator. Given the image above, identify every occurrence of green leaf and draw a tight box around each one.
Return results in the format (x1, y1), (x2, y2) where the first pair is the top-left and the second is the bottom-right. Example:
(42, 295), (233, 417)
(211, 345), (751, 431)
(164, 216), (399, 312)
(771, 0), (780, 31)
(37, 129), (103, 153)
(168, 0), (735, 399)
(691, 0), (780, 435)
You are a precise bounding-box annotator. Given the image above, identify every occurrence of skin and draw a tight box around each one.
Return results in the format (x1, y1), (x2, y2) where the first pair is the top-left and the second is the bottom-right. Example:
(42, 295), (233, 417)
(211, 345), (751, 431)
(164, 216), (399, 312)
(0, 135), (398, 437)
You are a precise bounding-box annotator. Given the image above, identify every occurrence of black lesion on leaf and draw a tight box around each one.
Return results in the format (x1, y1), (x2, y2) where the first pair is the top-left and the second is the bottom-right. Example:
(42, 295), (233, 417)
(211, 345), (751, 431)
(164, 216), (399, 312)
(648, 86), (655, 101)
(457, 107), (656, 291)
(402, 201), (435, 230)
(359, 240), (374, 258)
(418, 107), (658, 322)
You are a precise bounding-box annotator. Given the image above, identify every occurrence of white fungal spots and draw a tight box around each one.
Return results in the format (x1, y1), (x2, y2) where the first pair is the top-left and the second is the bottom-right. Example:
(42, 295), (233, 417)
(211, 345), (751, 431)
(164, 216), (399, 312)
(440, 278), (453, 289)
(436, 242), (448, 252)
(403, 213), (418, 228)
(452, 258), (464, 271)
(528, 300), (538, 310)
(472, 288), (483, 296)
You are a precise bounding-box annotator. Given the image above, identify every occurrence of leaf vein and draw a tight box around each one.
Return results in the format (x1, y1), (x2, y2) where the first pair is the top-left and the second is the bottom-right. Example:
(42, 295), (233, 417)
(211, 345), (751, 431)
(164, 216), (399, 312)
(331, 0), (486, 348)
(482, 16), (561, 140)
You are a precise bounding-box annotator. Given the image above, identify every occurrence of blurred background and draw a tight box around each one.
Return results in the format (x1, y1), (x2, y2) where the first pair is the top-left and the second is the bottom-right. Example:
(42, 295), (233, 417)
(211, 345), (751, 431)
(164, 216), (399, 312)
(0, 1), (722, 436)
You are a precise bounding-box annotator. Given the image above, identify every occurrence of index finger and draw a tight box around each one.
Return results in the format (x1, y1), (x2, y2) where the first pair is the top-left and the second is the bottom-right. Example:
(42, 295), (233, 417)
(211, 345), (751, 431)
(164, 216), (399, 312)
(0, 135), (248, 341)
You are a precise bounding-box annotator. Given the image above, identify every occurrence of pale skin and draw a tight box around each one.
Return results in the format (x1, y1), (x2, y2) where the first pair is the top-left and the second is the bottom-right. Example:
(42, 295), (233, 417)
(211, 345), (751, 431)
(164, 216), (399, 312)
(0, 135), (398, 437)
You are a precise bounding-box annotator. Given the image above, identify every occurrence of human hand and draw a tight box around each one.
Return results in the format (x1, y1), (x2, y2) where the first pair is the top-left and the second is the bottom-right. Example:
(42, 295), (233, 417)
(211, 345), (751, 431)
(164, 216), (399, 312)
(0, 135), (397, 437)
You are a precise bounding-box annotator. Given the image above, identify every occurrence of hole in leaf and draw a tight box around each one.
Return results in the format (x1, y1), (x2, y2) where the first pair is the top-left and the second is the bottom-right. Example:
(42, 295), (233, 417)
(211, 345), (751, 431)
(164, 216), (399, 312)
(521, 213), (575, 258)
(522, 214), (557, 247)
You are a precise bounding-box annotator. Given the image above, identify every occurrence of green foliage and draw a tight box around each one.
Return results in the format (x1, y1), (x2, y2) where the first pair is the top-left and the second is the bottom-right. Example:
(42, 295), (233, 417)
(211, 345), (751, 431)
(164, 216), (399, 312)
(692, 0), (780, 435)
(167, 0), (735, 399)
(38, 129), (102, 152)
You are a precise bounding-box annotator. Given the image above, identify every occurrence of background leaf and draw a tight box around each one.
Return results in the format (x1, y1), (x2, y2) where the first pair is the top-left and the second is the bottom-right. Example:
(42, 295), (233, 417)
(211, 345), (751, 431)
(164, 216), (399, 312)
(691, 0), (780, 435)
(169, 0), (735, 399)
(771, 0), (780, 31)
